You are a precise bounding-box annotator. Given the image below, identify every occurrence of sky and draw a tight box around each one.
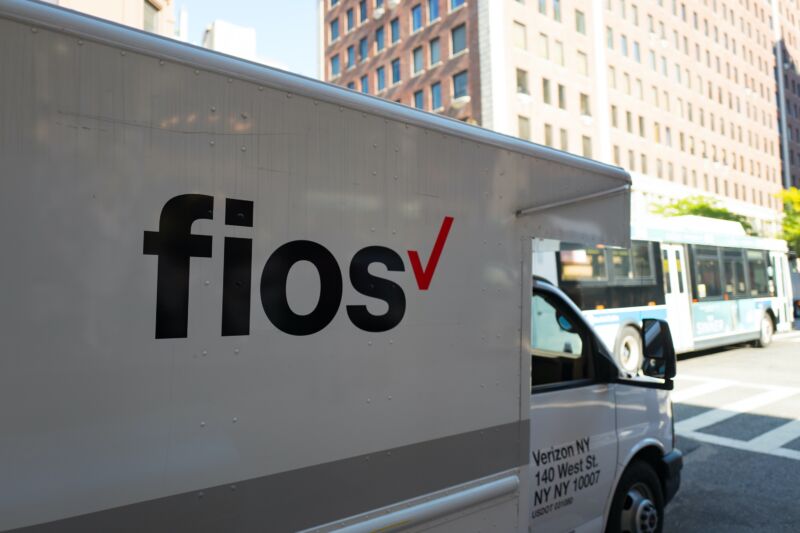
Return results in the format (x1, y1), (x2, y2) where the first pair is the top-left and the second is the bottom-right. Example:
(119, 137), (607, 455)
(174, 0), (319, 78)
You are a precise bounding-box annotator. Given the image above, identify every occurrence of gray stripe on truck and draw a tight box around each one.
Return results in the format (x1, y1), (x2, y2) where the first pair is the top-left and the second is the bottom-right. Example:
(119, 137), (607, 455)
(9, 420), (529, 533)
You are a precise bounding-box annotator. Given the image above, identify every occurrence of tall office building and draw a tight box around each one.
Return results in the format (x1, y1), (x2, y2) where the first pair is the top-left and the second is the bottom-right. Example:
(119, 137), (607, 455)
(321, 0), (794, 237)
(47, 0), (176, 36)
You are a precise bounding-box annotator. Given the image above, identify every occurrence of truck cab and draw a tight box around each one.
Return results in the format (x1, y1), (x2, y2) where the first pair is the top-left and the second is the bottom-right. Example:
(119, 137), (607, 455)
(530, 276), (682, 532)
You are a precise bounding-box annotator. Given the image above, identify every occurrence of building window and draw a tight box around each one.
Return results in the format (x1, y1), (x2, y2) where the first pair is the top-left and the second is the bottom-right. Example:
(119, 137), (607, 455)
(559, 128), (568, 150)
(359, 37), (368, 62)
(577, 51), (588, 75)
(391, 58), (401, 84)
(554, 40), (564, 65)
(513, 21), (527, 49)
(360, 0), (368, 22)
(519, 115), (531, 140)
(414, 89), (424, 109)
(633, 41), (641, 62)
(542, 77), (551, 103)
(143, 0), (157, 32)
(347, 81), (356, 90)
(537, 33), (549, 59)
(429, 0), (440, 21)
(391, 18), (400, 43)
(430, 37), (441, 64)
(580, 93), (590, 116)
(451, 0), (465, 10)
(347, 45), (355, 68)
(610, 105), (617, 127)
(376, 27), (385, 51)
(452, 24), (467, 55)
(544, 124), (553, 146)
(375, 0), (383, 7)
(553, 0), (561, 22)
(332, 0), (340, 6)
(575, 9), (585, 34)
(620, 35), (628, 56)
(431, 81), (442, 109)
(347, 8), (354, 31)
(453, 70), (468, 98)
(538, 0), (546, 15)
(606, 26), (613, 48)
(330, 54), (340, 76)
(582, 136), (592, 157)
(557, 84), (566, 109)
(361, 75), (369, 94)
(413, 46), (424, 74)
(377, 66), (386, 91)
(411, 4), (423, 32)
(330, 19), (340, 42)
(517, 68), (529, 94)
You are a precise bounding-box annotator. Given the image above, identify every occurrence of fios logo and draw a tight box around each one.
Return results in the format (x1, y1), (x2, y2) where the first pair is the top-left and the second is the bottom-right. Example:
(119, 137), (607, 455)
(143, 194), (453, 339)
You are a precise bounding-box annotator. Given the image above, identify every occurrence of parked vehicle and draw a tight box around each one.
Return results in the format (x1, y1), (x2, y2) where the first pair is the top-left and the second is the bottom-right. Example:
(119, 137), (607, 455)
(0, 1), (680, 531)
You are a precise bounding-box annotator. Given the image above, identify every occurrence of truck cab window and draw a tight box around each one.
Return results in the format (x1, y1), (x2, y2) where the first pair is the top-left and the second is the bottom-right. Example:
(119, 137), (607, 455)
(531, 292), (594, 390)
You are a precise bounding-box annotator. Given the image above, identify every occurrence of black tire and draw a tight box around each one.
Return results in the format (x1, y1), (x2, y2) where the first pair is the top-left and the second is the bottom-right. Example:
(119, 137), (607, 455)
(615, 325), (643, 373)
(606, 460), (664, 533)
(754, 313), (774, 348)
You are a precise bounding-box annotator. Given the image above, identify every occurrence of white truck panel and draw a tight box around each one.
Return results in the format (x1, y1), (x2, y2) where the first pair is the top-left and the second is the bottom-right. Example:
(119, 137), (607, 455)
(0, 1), (631, 531)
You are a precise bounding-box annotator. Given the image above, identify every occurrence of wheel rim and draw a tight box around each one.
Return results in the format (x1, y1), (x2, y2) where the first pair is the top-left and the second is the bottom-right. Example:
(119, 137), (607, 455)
(761, 316), (773, 345)
(619, 335), (642, 372)
(620, 482), (659, 533)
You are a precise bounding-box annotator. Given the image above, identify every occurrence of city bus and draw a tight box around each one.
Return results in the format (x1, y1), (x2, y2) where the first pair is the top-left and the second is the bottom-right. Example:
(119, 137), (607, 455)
(546, 216), (794, 371)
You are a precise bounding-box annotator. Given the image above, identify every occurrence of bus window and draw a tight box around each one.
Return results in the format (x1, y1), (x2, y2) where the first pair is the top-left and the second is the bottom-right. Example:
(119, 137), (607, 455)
(560, 249), (607, 281)
(674, 249), (685, 293)
(631, 242), (654, 278)
(723, 249), (747, 297)
(694, 246), (722, 299)
(611, 248), (632, 280)
(747, 250), (769, 296)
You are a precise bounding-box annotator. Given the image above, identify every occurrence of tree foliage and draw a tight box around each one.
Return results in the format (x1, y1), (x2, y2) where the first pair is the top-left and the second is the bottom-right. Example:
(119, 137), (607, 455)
(651, 195), (754, 235)
(777, 187), (800, 254)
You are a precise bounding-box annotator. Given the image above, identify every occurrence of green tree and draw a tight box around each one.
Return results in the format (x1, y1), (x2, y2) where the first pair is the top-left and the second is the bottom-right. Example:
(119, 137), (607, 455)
(651, 195), (755, 235)
(777, 187), (800, 254)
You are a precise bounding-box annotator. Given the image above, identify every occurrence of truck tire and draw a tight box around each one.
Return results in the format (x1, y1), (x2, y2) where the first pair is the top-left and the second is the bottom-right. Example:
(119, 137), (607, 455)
(616, 325), (643, 373)
(754, 313), (773, 348)
(606, 460), (664, 533)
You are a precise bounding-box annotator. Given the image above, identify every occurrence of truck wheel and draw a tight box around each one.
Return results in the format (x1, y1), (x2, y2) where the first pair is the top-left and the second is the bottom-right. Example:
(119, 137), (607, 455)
(606, 460), (664, 533)
(616, 326), (643, 373)
(754, 313), (773, 348)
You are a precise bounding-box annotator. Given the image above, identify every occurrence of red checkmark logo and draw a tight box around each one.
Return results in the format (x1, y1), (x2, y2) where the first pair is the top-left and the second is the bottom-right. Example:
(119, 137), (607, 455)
(408, 216), (454, 291)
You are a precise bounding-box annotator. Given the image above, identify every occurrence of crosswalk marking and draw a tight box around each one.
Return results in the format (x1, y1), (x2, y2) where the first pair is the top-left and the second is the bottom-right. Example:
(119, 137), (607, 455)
(671, 380), (734, 403)
(748, 419), (800, 452)
(673, 375), (800, 461)
(676, 388), (799, 433)
(678, 430), (800, 461)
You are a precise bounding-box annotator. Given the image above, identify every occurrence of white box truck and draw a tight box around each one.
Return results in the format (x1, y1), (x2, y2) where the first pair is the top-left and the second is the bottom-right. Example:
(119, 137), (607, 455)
(0, 1), (681, 532)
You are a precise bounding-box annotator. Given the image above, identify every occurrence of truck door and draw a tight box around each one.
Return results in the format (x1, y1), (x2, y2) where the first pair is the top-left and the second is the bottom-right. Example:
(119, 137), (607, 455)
(661, 244), (693, 352)
(529, 289), (617, 531)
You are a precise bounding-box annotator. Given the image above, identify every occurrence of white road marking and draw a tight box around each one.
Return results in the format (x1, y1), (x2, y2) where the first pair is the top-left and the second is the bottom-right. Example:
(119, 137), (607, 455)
(748, 419), (800, 452)
(677, 374), (799, 392)
(679, 430), (800, 461)
(675, 388), (799, 433)
(674, 375), (800, 460)
(671, 380), (733, 403)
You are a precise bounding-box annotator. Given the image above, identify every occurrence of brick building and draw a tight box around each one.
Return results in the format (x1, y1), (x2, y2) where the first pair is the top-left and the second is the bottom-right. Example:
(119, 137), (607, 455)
(320, 1), (800, 236)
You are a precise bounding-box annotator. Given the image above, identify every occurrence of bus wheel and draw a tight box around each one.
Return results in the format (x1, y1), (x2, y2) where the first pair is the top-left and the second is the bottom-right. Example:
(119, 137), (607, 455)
(754, 313), (773, 348)
(616, 326), (643, 373)
(606, 460), (664, 533)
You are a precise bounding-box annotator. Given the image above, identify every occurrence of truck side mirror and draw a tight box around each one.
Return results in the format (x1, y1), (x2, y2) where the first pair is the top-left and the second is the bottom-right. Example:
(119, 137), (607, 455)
(640, 319), (677, 381)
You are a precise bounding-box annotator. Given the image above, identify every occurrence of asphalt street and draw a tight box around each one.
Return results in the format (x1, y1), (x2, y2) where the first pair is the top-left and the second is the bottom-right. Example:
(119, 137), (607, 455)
(663, 330), (800, 533)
